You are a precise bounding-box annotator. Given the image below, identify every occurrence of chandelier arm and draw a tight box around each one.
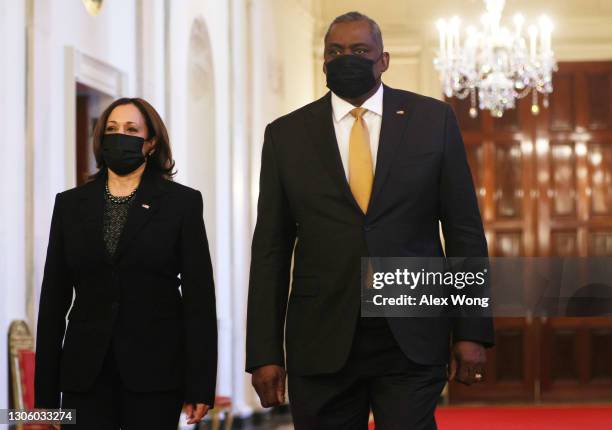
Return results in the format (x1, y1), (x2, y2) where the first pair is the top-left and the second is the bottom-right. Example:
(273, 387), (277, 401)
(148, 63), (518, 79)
(453, 88), (472, 99)
(515, 86), (533, 99)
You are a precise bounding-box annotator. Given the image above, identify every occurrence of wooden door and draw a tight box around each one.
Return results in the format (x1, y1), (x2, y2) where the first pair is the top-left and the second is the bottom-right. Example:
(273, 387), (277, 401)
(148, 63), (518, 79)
(536, 62), (612, 402)
(447, 61), (612, 403)
(447, 91), (539, 402)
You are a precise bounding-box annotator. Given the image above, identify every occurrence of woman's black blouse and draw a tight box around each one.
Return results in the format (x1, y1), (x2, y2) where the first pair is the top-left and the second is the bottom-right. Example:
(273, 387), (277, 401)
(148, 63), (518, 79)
(103, 186), (137, 257)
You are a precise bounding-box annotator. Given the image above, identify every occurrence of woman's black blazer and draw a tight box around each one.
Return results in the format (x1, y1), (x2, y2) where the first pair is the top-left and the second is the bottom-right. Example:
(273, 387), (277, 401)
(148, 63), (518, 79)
(34, 165), (217, 409)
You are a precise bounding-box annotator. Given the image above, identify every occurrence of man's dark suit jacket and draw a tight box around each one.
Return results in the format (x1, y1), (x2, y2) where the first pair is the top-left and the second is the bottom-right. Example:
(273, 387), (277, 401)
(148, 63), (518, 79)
(34, 164), (217, 409)
(246, 84), (494, 376)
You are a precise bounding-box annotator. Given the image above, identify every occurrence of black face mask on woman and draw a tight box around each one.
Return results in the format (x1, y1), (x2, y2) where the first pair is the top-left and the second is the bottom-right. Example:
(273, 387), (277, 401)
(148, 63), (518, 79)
(325, 54), (381, 99)
(102, 133), (146, 175)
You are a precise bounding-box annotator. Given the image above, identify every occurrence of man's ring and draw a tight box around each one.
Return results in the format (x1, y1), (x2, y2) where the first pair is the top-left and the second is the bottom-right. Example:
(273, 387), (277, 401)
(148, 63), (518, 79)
(474, 373), (483, 380)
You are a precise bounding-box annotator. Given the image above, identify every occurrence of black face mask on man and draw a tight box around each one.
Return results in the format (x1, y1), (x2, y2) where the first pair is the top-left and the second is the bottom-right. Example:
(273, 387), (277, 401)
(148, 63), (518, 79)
(102, 133), (146, 175)
(325, 54), (381, 99)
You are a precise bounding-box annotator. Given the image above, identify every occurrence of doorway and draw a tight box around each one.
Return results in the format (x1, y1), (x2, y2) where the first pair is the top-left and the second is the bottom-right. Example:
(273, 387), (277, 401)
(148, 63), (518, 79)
(76, 82), (113, 185)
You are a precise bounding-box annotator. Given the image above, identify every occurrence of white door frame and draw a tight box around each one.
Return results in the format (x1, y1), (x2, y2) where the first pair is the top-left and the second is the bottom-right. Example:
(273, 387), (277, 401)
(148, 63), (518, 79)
(63, 46), (128, 188)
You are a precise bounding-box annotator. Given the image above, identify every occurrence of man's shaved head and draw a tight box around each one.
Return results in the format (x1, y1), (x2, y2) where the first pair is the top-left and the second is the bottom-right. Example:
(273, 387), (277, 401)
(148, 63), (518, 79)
(324, 11), (383, 52)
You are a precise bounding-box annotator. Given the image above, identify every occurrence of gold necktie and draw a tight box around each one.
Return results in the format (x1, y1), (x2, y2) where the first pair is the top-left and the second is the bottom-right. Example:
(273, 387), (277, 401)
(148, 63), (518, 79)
(349, 107), (374, 214)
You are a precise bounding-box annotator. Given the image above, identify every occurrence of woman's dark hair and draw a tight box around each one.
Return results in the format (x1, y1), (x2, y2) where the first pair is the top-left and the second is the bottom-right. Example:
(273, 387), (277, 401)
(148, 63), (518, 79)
(90, 97), (176, 181)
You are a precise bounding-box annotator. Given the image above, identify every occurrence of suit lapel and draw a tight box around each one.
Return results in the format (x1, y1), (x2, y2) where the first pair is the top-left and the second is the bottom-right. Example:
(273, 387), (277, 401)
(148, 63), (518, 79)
(306, 92), (363, 215)
(78, 165), (166, 266)
(112, 165), (165, 263)
(77, 173), (110, 265)
(368, 85), (413, 215)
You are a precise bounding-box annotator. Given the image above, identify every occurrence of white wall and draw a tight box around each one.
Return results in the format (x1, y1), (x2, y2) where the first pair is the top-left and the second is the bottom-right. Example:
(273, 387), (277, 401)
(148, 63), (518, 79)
(165, 0), (234, 412)
(245, 0), (317, 412)
(0, 0), (27, 411)
(166, 0), (318, 415)
(164, 0), (318, 414)
(29, 0), (140, 337)
(0, 0), (135, 411)
(3, 0), (319, 416)
(248, 0), (316, 224)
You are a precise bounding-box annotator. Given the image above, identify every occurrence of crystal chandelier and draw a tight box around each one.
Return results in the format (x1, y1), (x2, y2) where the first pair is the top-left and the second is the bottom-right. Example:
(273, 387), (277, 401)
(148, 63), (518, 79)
(433, 0), (557, 118)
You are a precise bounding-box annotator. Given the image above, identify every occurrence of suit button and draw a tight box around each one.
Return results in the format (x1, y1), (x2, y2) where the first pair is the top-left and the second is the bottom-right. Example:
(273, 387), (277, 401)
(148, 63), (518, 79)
(111, 302), (119, 311)
(364, 225), (374, 232)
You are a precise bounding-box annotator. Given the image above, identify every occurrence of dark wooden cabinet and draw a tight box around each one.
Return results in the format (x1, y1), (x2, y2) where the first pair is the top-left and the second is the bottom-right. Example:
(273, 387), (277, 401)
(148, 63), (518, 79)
(448, 62), (612, 403)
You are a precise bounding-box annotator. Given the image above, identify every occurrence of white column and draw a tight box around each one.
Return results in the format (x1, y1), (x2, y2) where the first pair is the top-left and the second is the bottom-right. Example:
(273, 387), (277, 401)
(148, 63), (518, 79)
(248, 0), (269, 227)
(229, 0), (254, 417)
(0, 0), (27, 410)
(136, 0), (166, 116)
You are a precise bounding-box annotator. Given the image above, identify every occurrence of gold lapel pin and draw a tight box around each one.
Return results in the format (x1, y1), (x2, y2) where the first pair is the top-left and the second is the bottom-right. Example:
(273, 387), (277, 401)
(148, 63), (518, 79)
(396, 110), (405, 115)
(142, 204), (150, 209)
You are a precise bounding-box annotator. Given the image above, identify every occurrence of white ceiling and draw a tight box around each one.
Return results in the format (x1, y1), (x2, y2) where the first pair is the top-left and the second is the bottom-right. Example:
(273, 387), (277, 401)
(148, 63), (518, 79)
(313, 0), (612, 40)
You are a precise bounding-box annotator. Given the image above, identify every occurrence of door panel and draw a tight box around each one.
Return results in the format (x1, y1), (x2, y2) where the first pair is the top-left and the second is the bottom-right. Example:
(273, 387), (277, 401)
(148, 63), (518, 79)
(448, 61), (612, 403)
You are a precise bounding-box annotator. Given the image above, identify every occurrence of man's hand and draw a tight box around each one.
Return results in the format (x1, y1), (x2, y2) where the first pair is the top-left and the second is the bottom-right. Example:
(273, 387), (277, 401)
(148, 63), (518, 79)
(448, 340), (486, 385)
(183, 402), (210, 425)
(252, 364), (286, 407)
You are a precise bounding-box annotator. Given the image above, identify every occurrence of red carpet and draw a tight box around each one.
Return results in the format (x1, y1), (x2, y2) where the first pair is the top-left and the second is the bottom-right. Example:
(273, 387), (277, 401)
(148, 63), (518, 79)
(436, 406), (612, 430)
(369, 406), (612, 430)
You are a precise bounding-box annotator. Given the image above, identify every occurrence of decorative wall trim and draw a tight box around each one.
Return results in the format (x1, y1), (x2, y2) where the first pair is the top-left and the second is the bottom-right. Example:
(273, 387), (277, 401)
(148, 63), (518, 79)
(63, 46), (128, 187)
(554, 43), (612, 62)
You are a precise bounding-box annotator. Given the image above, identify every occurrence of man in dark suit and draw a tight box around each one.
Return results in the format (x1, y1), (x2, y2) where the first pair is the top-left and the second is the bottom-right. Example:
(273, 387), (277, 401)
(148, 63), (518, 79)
(246, 11), (494, 430)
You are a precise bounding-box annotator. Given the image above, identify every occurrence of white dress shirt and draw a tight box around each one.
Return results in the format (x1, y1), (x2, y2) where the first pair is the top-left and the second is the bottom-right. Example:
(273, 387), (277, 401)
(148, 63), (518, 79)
(331, 83), (384, 181)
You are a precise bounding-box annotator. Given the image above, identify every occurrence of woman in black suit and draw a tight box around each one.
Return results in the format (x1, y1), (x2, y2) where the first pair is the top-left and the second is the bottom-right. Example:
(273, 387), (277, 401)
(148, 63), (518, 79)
(34, 98), (217, 429)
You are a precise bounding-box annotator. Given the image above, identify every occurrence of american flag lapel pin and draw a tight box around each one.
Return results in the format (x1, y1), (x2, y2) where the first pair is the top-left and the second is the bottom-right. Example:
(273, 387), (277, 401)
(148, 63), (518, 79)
(142, 203), (150, 209)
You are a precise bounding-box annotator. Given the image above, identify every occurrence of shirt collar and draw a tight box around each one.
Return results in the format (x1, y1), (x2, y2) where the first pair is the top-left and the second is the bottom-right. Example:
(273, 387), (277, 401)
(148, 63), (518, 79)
(331, 83), (384, 122)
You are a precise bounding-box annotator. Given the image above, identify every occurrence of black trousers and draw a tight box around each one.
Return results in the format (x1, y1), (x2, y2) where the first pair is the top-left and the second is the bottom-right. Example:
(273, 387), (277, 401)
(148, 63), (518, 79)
(60, 337), (184, 429)
(288, 318), (447, 430)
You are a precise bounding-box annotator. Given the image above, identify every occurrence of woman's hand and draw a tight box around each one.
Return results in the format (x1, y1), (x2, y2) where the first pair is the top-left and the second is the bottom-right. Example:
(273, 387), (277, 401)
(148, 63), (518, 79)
(183, 402), (210, 425)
